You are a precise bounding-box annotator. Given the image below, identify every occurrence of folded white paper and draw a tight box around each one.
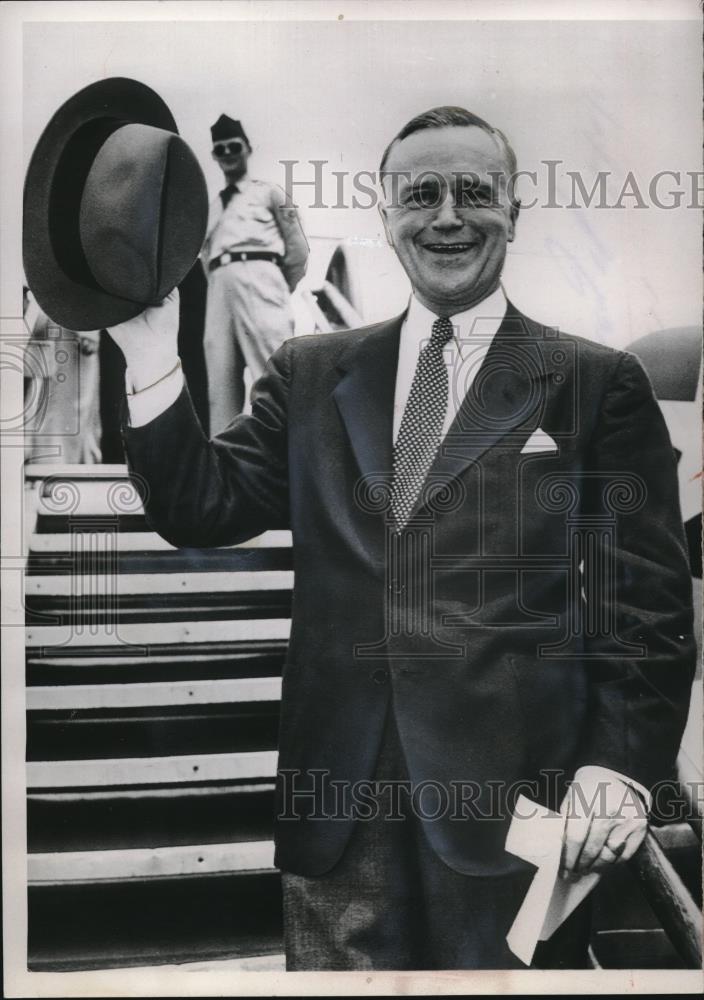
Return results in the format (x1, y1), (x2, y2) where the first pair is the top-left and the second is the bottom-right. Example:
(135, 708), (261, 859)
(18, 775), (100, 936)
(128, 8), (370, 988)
(505, 794), (601, 965)
(520, 428), (558, 454)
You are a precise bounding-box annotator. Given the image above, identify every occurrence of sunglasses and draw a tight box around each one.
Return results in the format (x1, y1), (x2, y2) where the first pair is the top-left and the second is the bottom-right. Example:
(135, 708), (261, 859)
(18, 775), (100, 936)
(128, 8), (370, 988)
(213, 140), (245, 157)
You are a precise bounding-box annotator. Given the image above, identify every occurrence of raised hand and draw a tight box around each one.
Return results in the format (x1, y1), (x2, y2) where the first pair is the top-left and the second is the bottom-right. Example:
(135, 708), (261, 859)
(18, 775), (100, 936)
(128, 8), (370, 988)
(106, 289), (180, 392)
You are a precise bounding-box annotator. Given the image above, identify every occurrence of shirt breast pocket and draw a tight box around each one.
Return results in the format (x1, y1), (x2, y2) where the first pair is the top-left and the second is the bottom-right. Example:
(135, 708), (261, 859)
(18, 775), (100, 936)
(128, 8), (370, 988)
(249, 205), (272, 223)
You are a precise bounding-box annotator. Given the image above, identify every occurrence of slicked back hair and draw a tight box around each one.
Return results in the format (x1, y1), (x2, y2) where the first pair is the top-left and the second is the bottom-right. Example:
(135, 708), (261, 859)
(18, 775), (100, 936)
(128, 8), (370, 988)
(379, 106), (518, 190)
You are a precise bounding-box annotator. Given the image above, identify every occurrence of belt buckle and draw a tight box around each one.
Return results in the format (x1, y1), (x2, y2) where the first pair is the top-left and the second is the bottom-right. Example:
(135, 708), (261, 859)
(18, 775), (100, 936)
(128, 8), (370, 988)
(221, 252), (232, 266)
(241, 252), (248, 261)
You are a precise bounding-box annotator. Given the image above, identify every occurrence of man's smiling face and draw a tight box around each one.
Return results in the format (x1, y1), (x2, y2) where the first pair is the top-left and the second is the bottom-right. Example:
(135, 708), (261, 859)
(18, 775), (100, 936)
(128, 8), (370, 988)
(380, 126), (518, 316)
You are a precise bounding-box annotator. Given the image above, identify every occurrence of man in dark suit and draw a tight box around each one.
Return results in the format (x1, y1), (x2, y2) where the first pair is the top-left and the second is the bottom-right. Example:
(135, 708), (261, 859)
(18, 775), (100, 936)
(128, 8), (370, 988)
(108, 107), (695, 970)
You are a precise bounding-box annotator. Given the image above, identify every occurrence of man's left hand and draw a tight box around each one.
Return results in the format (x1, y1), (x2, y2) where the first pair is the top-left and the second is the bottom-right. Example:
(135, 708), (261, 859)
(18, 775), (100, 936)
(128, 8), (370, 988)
(560, 767), (648, 877)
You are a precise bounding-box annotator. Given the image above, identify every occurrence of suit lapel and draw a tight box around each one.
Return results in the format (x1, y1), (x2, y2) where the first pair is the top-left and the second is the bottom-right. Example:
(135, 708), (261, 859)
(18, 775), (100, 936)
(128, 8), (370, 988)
(331, 304), (557, 523)
(332, 314), (404, 482)
(415, 303), (557, 514)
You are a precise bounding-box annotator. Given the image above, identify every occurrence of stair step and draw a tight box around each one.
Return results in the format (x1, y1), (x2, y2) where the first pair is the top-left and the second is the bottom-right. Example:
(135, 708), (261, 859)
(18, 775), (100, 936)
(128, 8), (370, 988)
(28, 782), (275, 853)
(26, 617), (291, 649)
(29, 840), (275, 884)
(591, 928), (683, 969)
(28, 750), (277, 789)
(26, 644), (286, 685)
(26, 547), (293, 575)
(29, 529), (292, 552)
(26, 704), (280, 760)
(25, 592), (292, 625)
(26, 569), (294, 595)
(27, 677), (282, 710)
(28, 870), (283, 972)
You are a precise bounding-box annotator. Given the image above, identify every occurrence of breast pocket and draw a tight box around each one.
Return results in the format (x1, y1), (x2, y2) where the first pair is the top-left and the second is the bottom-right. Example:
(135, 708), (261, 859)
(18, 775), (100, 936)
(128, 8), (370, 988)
(249, 205), (273, 224)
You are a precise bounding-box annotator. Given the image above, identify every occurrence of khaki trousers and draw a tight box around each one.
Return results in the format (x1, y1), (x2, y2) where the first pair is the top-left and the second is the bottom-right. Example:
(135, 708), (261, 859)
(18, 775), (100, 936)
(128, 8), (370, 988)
(204, 261), (294, 435)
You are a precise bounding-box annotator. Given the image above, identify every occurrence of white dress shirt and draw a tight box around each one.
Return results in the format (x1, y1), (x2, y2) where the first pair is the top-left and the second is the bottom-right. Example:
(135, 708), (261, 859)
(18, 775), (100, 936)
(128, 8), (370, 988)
(126, 360), (184, 427)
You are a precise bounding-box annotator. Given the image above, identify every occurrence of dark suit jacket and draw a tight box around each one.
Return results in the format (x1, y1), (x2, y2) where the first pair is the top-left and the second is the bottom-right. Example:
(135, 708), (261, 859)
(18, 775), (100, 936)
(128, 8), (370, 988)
(122, 302), (696, 877)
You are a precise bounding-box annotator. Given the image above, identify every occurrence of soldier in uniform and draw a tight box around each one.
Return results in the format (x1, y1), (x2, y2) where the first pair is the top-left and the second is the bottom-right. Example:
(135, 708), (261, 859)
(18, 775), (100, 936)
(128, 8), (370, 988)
(202, 114), (309, 432)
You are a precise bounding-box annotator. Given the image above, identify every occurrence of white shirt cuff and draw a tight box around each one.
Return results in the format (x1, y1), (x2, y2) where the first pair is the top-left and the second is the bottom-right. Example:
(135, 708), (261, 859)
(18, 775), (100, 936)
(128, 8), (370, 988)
(125, 366), (184, 428)
(575, 764), (652, 812)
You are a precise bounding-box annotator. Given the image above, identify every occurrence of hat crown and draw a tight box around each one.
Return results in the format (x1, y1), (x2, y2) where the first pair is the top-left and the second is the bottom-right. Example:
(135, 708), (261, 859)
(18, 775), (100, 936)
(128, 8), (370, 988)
(79, 124), (194, 306)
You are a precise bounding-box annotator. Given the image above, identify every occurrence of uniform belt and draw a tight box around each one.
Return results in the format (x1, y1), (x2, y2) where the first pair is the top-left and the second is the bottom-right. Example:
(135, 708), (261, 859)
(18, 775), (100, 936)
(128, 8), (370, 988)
(208, 250), (282, 272)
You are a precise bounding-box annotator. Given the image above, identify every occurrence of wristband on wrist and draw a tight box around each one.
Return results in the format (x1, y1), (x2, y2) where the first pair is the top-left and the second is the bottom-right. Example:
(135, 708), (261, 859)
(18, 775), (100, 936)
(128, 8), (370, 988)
(126, 358), (181, 396)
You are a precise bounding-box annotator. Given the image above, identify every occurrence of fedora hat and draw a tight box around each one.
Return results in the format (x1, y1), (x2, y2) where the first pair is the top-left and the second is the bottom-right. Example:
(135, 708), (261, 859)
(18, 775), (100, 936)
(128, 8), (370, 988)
(23, 77), (208, 331)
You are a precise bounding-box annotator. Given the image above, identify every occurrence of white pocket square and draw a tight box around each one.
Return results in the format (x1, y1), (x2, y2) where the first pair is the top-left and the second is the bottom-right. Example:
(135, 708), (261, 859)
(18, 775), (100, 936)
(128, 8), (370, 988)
(520, 428), (558, 454)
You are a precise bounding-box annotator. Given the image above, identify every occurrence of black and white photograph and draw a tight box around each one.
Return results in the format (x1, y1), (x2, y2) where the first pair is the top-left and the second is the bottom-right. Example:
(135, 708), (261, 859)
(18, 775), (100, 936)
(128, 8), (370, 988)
(1, 0), (702, 995)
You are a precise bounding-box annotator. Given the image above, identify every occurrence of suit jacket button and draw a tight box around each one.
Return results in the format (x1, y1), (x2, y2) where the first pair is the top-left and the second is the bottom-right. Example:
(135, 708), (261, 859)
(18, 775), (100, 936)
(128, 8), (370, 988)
(372, 669), (389, 685)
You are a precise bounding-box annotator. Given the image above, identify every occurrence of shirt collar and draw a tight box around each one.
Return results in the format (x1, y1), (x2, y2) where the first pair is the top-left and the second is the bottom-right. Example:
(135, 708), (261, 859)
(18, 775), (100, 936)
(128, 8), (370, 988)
(403, 285), (508, 354)
(221, 175), (250, 195)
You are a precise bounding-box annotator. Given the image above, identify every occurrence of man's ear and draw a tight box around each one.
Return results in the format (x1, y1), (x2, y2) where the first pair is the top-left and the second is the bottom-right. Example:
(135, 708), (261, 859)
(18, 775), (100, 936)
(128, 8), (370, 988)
(508, 199), (521, 242)
(378, 201), (394, 248)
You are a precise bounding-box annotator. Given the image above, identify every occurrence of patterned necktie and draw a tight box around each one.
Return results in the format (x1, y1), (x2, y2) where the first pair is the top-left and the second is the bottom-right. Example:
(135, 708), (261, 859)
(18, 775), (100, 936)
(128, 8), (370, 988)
(220, 183), (238, 209)
(390, 316), (455, 530)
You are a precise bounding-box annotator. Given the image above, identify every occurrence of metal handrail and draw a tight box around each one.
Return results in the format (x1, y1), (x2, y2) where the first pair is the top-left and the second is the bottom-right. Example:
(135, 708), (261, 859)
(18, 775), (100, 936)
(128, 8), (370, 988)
(630, 827), (702, 968)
